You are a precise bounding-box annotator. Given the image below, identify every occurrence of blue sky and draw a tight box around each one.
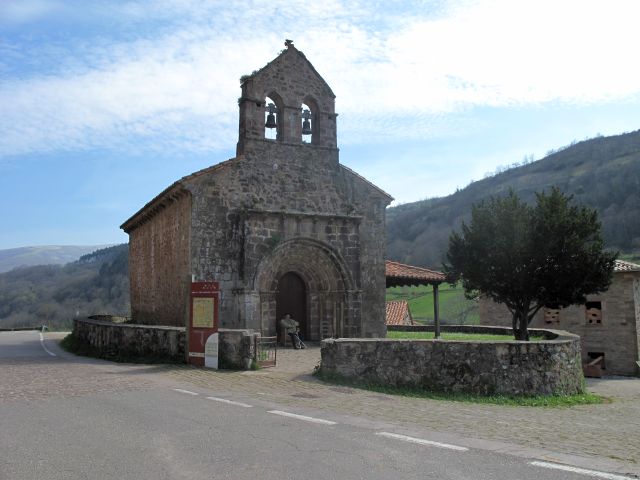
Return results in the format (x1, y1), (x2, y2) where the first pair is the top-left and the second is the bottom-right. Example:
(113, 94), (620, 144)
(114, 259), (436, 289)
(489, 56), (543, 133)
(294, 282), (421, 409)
(1, 0), (640, 249)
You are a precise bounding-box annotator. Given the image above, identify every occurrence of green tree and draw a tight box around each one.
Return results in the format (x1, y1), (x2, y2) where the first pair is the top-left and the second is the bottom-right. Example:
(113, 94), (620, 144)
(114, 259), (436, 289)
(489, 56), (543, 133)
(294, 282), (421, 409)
(444, 187), (617, 340)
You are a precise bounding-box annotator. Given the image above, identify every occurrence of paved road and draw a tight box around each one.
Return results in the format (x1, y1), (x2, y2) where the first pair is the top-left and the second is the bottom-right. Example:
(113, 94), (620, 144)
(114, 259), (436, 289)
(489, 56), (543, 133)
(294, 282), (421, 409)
(1, 331), (638, 480)
(0, 330), (56, 358)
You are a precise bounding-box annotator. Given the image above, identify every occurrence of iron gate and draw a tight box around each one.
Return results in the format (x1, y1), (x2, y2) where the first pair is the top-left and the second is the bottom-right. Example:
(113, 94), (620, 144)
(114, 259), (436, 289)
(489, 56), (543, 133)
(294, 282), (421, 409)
(255, 336), (277, 368)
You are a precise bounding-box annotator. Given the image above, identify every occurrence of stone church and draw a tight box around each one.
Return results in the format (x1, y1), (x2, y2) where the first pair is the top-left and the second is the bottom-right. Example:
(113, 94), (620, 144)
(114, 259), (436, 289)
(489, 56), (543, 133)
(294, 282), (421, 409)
(121, 41), (392, 342)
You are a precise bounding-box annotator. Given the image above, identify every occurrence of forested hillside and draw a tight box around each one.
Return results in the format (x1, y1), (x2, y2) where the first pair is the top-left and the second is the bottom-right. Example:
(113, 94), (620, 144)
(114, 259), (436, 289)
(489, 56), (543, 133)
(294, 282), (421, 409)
(0, 244), (129, 330)
(387, 129), (640, 267)
(0, 245), (112, 273)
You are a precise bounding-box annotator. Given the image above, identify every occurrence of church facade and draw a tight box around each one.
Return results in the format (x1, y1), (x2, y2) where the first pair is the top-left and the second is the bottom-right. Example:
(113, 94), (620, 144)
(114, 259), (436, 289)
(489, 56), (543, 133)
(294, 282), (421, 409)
(121, 41), (392, 342)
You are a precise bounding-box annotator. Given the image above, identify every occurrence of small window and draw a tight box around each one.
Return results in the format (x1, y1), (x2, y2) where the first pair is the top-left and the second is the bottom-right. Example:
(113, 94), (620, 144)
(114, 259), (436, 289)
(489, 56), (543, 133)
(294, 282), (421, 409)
(585, 301), (602, 324)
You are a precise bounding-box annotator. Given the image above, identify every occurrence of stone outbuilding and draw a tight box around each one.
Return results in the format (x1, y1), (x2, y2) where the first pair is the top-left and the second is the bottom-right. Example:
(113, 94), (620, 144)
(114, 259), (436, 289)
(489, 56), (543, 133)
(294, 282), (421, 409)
(121, 41), (393, 343)
(479, 260), (640, 376)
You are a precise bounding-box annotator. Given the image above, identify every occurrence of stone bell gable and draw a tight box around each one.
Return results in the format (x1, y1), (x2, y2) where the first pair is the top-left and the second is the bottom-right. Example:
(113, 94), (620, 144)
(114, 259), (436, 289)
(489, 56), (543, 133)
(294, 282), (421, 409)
(237, 39), (337, 153)
(122, 41), (392, 343)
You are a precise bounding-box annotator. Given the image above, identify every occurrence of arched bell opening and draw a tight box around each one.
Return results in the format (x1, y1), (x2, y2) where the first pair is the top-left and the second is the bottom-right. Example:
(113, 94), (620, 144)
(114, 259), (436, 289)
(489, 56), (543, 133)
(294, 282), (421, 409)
(300, 96), (319, 144)
(301, 102), (312, 143)
(264, 92), (283, 141)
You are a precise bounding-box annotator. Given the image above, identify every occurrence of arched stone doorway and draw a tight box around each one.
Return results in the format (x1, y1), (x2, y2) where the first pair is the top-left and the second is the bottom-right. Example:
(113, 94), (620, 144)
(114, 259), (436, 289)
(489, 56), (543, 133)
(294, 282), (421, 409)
(253, 238), (359, 341)
(276, 272), (307, 338)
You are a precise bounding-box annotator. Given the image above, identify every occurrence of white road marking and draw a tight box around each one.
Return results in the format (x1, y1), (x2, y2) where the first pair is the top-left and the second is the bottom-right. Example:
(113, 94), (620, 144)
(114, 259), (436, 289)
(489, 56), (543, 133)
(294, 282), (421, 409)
(39, 332), (57, 357)
(268, 410), (337, 425)
(530, 461), (634, 479)
(172, 388), (199, 396)
(206, 396), (253, 408)
(376, 432), (469, 451)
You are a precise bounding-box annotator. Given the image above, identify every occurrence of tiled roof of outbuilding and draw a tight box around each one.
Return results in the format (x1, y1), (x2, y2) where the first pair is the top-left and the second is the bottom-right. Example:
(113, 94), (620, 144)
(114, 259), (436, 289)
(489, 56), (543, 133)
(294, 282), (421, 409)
(385, 300), (413, 326)
(385, 260), (446, 286)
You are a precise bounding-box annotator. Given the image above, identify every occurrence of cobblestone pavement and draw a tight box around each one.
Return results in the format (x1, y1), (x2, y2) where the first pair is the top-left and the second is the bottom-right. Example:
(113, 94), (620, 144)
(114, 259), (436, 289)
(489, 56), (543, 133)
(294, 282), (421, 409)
(2, 335), (639, 475)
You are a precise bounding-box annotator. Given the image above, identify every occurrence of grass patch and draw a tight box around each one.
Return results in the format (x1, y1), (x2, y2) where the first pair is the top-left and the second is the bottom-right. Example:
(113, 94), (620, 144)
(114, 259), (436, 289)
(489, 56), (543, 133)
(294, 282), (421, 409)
(60, 332), (183, 364)
(315, 371), (603, 407)
(386, 284), (479, 325)
(386, 331), (545, 342)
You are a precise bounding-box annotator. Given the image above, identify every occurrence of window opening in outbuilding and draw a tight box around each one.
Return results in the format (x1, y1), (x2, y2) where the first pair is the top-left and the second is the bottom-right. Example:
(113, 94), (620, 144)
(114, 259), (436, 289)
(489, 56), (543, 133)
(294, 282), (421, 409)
(543, 304), (561, 324)
(587, 351), (606, 369)
(585, 301), (602, 324)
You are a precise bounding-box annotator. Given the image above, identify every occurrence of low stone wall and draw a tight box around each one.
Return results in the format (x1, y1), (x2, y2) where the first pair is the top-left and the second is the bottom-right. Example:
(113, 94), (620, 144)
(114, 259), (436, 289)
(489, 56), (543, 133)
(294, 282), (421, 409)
(320, 326), (584, 396)
(218, 329), (259, 370)
(73, 319), (259, 369)
(74, 318), (185, 362)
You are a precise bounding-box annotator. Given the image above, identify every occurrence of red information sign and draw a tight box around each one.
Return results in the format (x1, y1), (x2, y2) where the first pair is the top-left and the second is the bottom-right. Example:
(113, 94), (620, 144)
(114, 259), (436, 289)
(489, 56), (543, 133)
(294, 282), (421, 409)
(188, 281), (219, 367)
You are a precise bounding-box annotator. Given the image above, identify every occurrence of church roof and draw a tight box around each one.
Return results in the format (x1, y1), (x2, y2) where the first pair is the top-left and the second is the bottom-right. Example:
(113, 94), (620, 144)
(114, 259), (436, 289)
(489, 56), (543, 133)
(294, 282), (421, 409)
(340, 164), (393, 200)
(120, 157), (239, 233)
(121, 156), (390, 232)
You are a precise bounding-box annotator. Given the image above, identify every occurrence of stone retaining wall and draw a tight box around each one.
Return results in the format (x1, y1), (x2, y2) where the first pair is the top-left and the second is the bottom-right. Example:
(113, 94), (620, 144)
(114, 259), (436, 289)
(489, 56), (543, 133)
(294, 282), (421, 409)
(218, 328), (259, 370)
(320, 326), (584, 396)
(74, 319), (258, 369)
(74, 318), (186, 362)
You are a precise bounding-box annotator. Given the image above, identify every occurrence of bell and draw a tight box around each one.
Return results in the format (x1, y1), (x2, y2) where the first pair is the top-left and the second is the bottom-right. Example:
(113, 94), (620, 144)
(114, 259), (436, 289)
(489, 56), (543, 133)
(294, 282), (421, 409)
(265, 112), (277, 129)
(265, 103), (278, 129)
(302, 118), (312, 135)
(301, 108), (313, 136)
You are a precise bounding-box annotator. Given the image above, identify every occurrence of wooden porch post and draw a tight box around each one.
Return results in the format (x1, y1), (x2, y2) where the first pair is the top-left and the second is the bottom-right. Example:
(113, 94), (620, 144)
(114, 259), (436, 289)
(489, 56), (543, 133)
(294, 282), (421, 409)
(433, 283), (440, 339)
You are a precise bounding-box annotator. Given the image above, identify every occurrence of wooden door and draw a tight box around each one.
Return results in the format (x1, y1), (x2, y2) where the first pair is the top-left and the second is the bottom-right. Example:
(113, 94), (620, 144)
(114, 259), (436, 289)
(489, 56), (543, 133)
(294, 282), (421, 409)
(276, 272), (307, 339)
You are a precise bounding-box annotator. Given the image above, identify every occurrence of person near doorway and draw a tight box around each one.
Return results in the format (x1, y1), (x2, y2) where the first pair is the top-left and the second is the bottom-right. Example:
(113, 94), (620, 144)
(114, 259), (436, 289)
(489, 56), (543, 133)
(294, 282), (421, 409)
(279, 314), (305, 349)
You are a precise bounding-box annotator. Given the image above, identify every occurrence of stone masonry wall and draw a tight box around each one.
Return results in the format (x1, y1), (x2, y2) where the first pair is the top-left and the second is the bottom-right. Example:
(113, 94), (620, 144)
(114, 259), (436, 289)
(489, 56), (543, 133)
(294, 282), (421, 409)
(218, 328), (259, 370)
(186, 140), (389, 339)
(74, 318), (185, 362)
(129, 192), (191, 327)
(479, 272), (640, 376)
(75, 319), (259, 369)
(320, 327), (584, 396)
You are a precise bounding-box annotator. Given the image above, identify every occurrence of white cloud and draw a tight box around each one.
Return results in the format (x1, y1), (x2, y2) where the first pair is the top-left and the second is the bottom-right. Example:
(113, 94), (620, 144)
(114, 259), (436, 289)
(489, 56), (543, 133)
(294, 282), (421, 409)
(1, 0), (640, 156)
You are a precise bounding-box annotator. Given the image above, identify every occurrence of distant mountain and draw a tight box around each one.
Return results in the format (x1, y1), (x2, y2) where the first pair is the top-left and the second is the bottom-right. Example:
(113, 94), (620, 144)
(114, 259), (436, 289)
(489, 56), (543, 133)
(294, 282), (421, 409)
(0, 244), (129, 329)
(0, 245), (114, 273)
(387, 129), (640, 267)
